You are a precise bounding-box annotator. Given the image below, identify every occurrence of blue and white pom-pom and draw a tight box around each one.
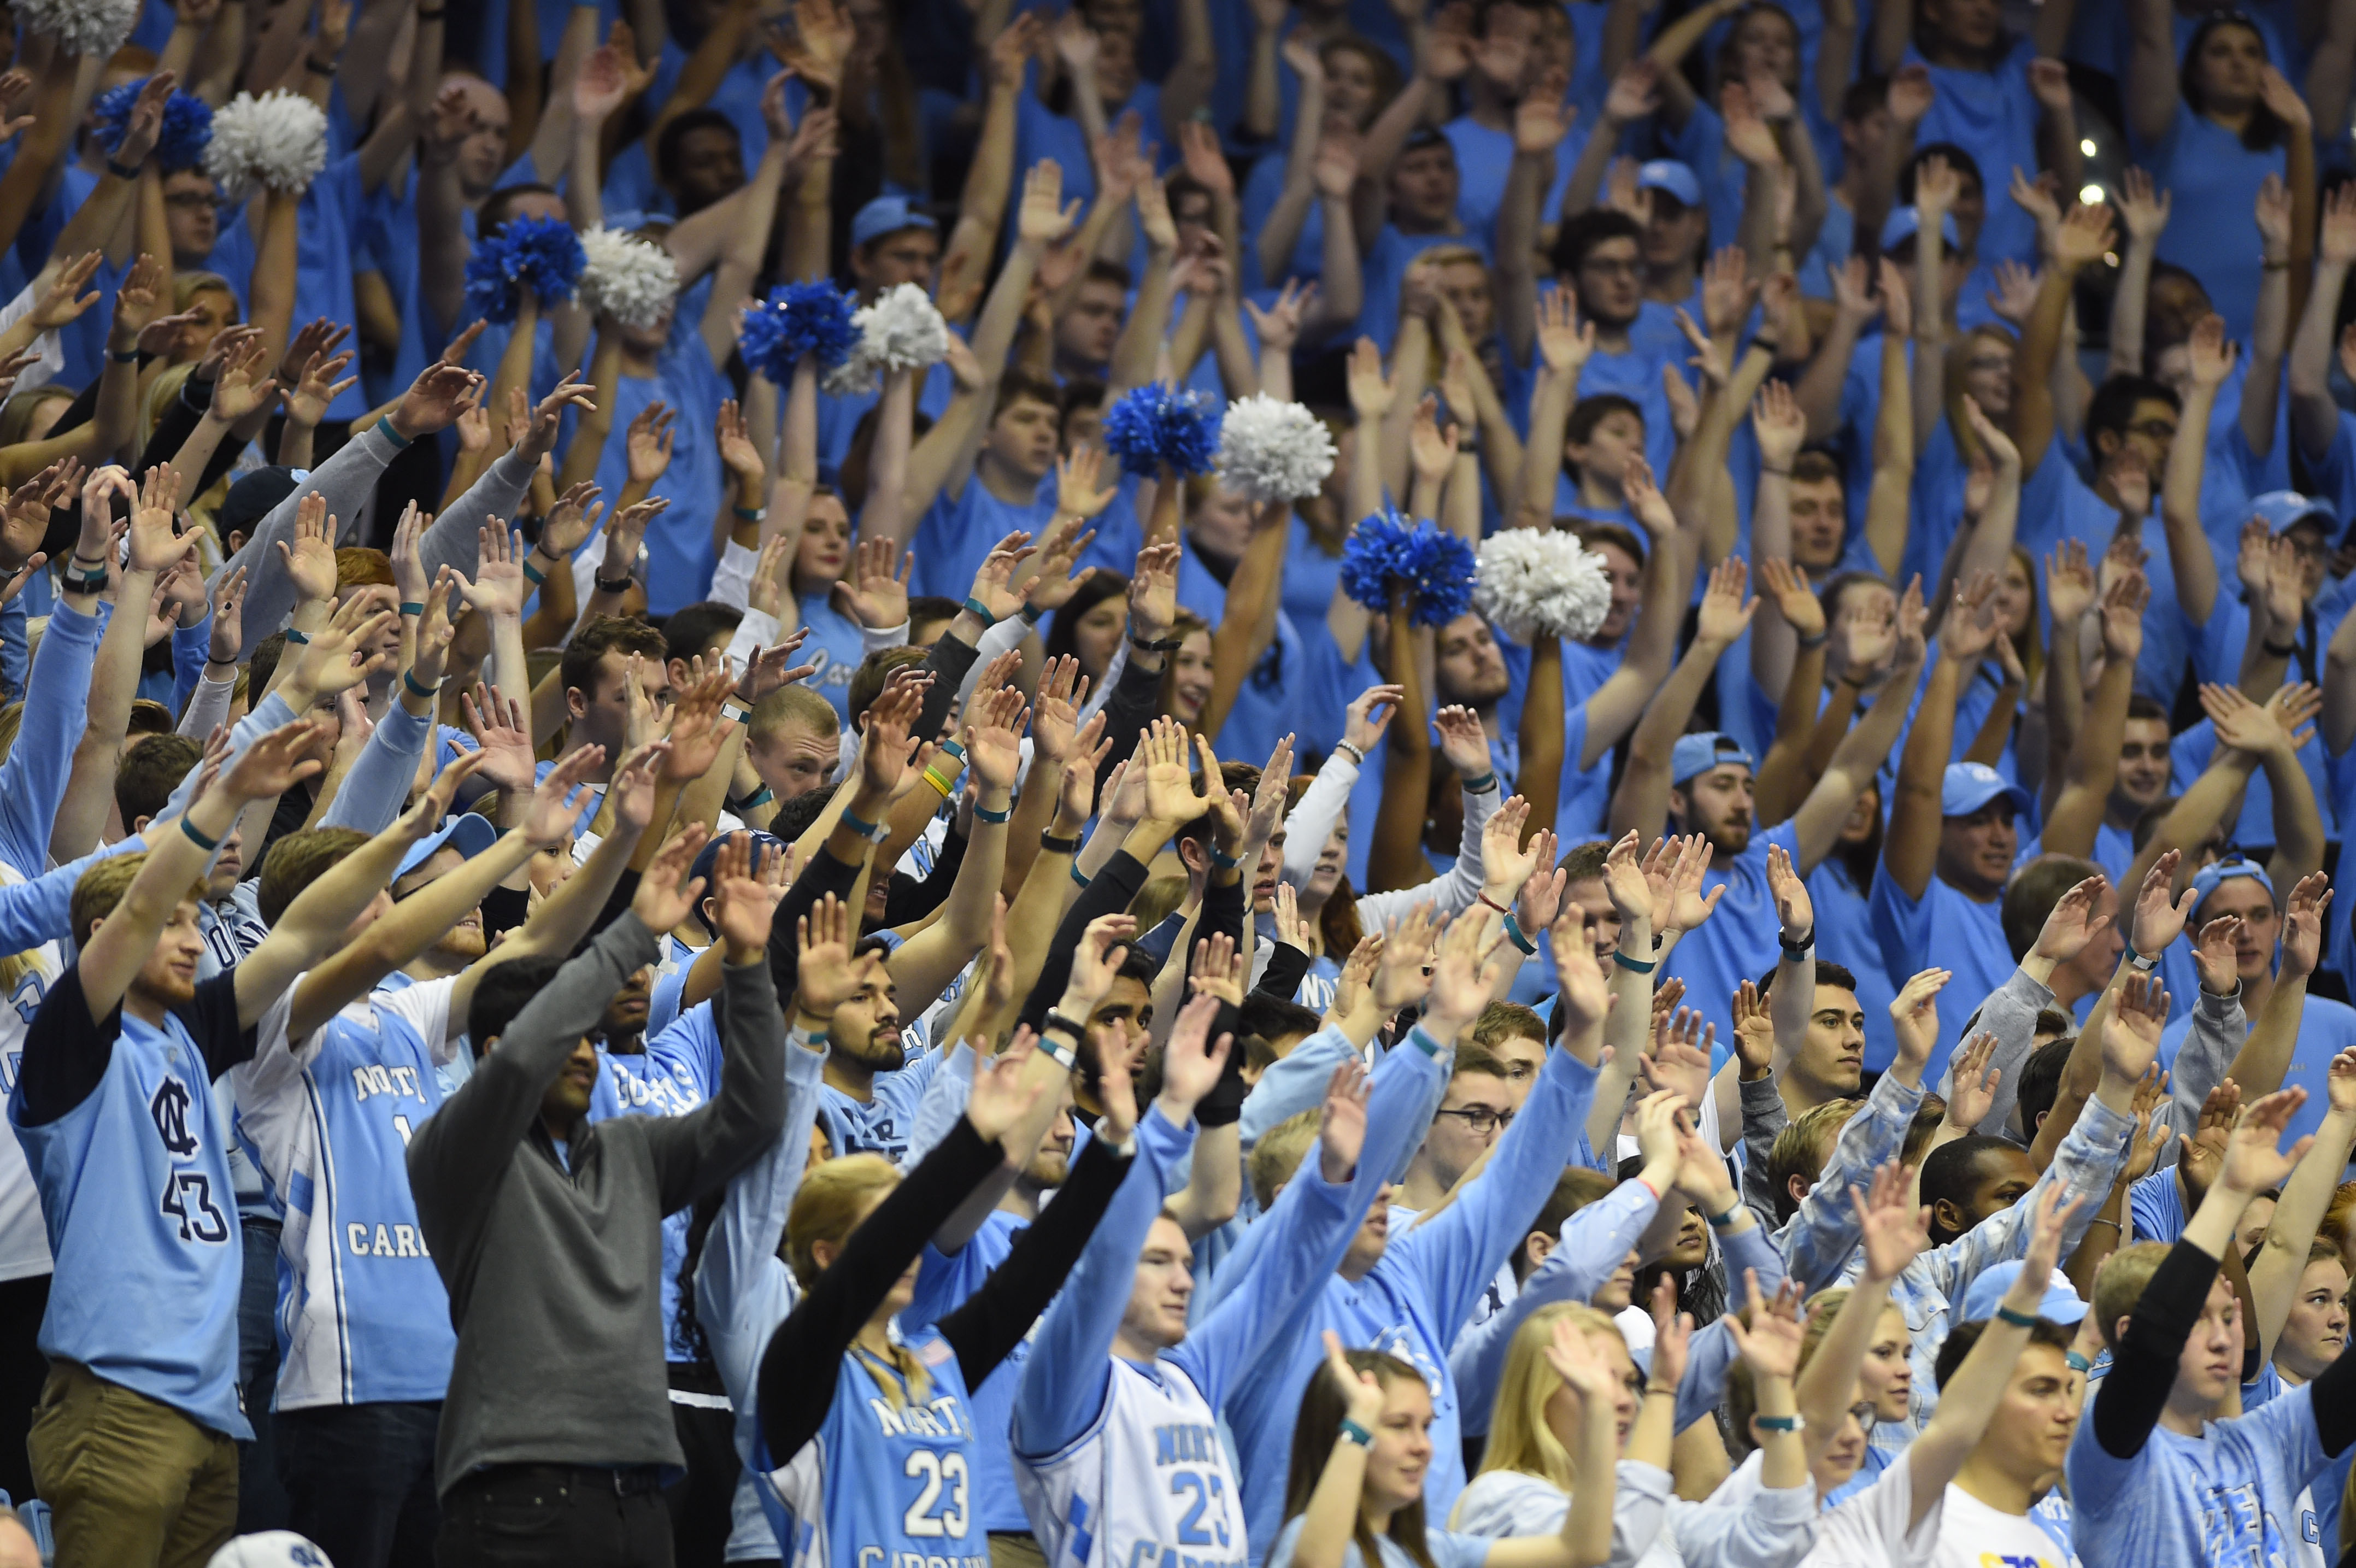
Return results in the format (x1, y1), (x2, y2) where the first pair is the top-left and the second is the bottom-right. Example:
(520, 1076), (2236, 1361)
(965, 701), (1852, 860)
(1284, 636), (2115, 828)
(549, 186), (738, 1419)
(824, 283), (951, 396)
(1340, 510), (1478, 628)
(577, 226), (679, 332)
(1473, 529), (1614, 643)
(17, 0), (139, 58)
(93, 78), (214, 172)
(740, 281), (860, 384)
(463, 214), (586, 325)
(1213, 395), (1335, 502)
(1102, 385), (1221, 478)
(203, 90), (328, 202)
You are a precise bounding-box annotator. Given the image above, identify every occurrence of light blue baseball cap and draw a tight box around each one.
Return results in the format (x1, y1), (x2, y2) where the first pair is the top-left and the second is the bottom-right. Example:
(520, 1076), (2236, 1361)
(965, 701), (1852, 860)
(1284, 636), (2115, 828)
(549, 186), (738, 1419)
(395, 813), (500, 881)
(1941, 762), (2031, 819)
(1636, 160), (1705, 209)
(2189, 856), (2272, 919)
(1879, 205), (1964, 251)
(1671, 732), (1755, 786)
(2248, 490), (2336, 537)
(1959, 1261), (2088, 1325)
(850, 195), (937, 250)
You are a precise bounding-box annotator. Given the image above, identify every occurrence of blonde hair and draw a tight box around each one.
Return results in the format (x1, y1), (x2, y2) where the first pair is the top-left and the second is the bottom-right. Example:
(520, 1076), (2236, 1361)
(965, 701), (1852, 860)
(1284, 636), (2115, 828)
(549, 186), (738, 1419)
(784, 1155), (933, 1406)
(1473, 1302), (1625, 1495)
(1249, 1109), (1322, 1211)
(2093, 1241), (2173, 1350)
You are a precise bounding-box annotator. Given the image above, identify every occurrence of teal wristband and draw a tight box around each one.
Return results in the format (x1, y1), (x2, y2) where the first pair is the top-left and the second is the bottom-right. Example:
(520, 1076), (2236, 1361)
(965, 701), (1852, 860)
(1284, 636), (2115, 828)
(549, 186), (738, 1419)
(737, 785), (775, 811)
(1461, 771), (1497, 795)
(1336, 1417), (1373, 1448)
(974, 803), (1010, 824)
(963, 595), (997, 625)
(1995, 1305), (2039, 1329)
(937, 738), (968, 764)
(2066, 1351), (2092, 1373)
(283, 629), (310, 644)
(1070, 863), (1091, 888)
(1208, 845), (1239, 868)
(521, 559), (545, 586)
(1613, 949), (1654, 973)
(1754, 1414), (1801, 1434)
(1501, 913), (1537, 955)
(374, 415), (413, 450)
(1407, 1024), (1448, 1058)
(841, 808), (883, 841)
(733, 504), (766, 521)
(179, 814), (220, 852)
(403, 669), (442, 700)
(398, 601), (426, 616)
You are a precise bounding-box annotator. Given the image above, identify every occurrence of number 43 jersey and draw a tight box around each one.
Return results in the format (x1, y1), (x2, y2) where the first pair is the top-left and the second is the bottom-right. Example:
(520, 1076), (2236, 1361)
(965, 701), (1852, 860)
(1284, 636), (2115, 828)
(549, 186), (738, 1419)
(765, 1330), (987, 1568)
(1017, 1357), (1248, 1568)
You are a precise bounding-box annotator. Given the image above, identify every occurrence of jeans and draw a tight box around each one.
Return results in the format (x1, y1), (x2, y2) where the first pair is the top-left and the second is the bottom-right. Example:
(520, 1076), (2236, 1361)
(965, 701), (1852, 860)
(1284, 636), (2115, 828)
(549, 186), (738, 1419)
(236, 1215), (287, 1533)
(436, 1465), (674, 1568)
(0, 1273), (49, 1507)
(277, 1401), (442, 1568)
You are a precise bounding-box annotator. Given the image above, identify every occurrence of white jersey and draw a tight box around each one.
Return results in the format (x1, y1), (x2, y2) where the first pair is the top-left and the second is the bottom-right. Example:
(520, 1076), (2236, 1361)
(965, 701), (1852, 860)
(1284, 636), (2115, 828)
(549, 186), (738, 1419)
(1016, 1357), (1247, 1568)
(0, 867), (57, 1282)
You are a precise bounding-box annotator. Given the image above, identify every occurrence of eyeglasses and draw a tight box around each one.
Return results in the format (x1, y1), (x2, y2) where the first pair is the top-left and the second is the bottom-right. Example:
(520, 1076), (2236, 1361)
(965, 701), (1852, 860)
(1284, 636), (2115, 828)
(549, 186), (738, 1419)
(1433, 1106), (1514, 1134)
(2125, 418), (2179, 442)
(1579, 257), (1642, 278)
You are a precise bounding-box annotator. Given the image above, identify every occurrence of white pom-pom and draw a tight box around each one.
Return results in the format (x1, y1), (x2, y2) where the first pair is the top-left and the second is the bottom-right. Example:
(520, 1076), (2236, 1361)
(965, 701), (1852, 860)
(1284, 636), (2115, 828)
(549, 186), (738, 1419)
(16, 0), (138, 60)
(203, 91), (328, 202)
(1213, 395), (1335, 503)
(823, 283), (951, 396)
(578, 227), (680, 332)
(1473, 529), (1614, 643)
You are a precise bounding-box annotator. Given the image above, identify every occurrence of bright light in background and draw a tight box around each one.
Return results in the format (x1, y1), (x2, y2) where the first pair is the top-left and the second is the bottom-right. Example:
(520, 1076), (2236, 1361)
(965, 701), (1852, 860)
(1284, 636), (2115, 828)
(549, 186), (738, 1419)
(2079, 138), (2097, 155)
(2079, 184), (2105, 204)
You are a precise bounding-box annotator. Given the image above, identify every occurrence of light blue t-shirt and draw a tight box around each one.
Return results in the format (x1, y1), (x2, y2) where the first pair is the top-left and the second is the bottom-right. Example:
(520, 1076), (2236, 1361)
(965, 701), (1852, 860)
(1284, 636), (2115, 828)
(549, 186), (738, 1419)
(2160, 991), (2356, 1147)
(909, 475), (1061, 602)
(2137, 102), (2287, 345)
(2066, 1375), (2326, 1568)
(1869, 862), (2018, 1087)
(1661, 821), (1802, 1066)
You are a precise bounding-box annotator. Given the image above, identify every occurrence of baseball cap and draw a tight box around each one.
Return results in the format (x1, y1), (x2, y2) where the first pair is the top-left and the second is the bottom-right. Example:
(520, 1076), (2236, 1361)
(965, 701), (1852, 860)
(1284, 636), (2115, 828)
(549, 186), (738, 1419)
(850, 195), (937, 250)
(219, 467), (303, 545)
(394, 812), (500, 881)
(1941, 762), (2031, 819)
(2247, 490), (2336, 537)
(1671, 732), (1754, 786)
(209, 1532), (334, 1568)
(1958, 1261), (2088, 1325)
(1879, 205), (1964, 252)
(689, 829), (789, 896)
(2189, 856), (2273, 919)
(1636, 159), (1704, 209)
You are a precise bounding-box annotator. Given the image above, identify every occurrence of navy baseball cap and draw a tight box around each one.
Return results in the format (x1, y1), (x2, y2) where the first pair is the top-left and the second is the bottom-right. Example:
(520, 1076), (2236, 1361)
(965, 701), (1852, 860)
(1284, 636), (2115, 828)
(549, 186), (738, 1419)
(1941, 762), (2031, 819)
(2248, 490), (2336, 537)
(1671, 732), (1754, 786)
(689, 829), (789, 895)
(850, 195), (937, 250)
(394, 813), (499, 880)
(2189, 856), (2273, 919)
(1959, 1261), (2088, 1325)
(1636, 160), (1704, 209)
(1879, 206), (1964, 252)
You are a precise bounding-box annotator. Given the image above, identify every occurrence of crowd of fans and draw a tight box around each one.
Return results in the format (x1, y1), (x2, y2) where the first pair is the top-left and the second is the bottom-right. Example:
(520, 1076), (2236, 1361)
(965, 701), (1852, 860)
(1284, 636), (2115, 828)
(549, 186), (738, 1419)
(0, 0), (2346, 1564)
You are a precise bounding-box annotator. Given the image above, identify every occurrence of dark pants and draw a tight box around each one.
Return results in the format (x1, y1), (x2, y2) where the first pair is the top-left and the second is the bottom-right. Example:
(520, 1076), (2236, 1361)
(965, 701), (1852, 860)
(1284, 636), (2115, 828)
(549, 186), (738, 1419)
(663, 1366), (737, 1568)
(0, 1273), (48, 1506)
(437, 1466), (674, 1568)
(236, 1216), (288, 1533)
(278, 1401), (442, 1568)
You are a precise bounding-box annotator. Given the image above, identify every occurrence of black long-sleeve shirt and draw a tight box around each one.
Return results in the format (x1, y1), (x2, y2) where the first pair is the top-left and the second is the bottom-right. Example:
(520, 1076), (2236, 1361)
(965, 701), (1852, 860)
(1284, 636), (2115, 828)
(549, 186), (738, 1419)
(764, 843), (866, 1009)
(755, 1119), (1132, 1464)
(2093, 1235), (2356, 1462)
(1015, 848), (1153, 1032)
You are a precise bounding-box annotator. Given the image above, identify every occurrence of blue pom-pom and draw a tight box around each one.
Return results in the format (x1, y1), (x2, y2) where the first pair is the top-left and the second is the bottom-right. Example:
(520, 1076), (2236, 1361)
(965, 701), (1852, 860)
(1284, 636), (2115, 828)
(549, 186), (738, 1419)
(1340, 510), (1477, 627)
(1100, 385), (1221, 477)
(463, 214), (586, 325)
(93, 78), (214, 172)
(740, 281), (859, 384)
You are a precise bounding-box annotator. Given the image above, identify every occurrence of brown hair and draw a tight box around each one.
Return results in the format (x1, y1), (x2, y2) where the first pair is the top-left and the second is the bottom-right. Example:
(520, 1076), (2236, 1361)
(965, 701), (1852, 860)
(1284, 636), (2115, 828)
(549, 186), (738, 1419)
(1282, 1348), (1439, 1568)
(1249, 1108), (1321, 1211)
(748, 684), (837, 745)
(783, 1154), (935, 1406)
(560, 616), (667, 703)
(1767, 1100), (1865, 1223)
(256, 827), (372, 925)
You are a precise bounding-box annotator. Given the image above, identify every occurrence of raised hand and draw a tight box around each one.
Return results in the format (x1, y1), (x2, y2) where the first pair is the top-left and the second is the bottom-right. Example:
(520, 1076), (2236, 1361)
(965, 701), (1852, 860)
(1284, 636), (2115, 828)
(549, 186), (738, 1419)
(1065, 912), (1139, 1013)
(1889, 968), (1950, 1071)
(631, 824), (713, 932)
(2101, 971), (2170, 1085)
(2030, 874), (2112, 967)
(1945, 1032), (2001, 1130)
(525, 744), (606, 847)
(793, 894), (862, 1023)
(221, 717), (332, 801)
(1764, 841), (1812, 937)
(2192, 914), (2244, 997)
(277, 492), (340, 603)
(1853, 1159), (1930, 1281)
(831, 537), (915, 631)
(625, 402), (675, 485)
(1373, 905), (1442, 1013)
(2280, 872), (2333, 981)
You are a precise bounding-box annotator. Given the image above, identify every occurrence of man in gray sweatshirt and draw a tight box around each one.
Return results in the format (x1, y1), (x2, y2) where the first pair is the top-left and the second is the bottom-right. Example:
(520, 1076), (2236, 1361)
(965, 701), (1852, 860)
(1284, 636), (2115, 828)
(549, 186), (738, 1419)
(409, 829), (784, 1567)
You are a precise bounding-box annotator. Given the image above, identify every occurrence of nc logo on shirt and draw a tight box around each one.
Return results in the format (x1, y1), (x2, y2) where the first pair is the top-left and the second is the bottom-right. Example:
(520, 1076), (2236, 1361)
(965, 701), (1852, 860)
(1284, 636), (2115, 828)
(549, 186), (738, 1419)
(8, 969), (43, 1028)
(150, 1078), (199, 1156)
(1368, 1325), (1446, 1401)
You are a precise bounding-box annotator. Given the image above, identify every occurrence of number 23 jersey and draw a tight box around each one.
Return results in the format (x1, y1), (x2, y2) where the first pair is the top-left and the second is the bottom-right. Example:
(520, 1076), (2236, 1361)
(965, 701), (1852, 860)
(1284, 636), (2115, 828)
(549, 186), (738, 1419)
(763, 1329), (986, 1568)
(1017, 1356), (1246, 1568)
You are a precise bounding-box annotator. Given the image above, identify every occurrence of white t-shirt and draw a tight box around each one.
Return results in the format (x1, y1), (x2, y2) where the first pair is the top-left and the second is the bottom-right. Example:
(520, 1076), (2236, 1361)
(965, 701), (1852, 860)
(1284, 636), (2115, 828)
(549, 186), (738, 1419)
(1802, 1458), (2079, 1568)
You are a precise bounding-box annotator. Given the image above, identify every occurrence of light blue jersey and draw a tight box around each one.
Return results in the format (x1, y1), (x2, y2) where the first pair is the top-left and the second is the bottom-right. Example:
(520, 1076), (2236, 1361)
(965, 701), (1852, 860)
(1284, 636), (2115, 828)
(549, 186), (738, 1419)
(816, 1036), (945, 1165)
(230, 980), (459, 1409)
(591, 1002), (724, 1364)
(906, 1209), (1030, 1536)
(11, 972), (267, 1437)
(760, 1326), (986, 1568)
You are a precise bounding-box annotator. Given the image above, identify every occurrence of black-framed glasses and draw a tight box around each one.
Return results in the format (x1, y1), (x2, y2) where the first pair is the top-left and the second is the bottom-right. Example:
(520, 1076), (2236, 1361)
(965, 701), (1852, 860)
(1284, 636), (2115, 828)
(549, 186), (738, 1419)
(1432, 1106), (1514, 1134)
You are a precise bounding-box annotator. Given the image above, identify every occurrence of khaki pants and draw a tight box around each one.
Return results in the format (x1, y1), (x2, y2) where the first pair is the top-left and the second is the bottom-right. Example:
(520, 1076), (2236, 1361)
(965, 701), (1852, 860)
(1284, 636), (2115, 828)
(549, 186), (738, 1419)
(27, 1361), (238, 1568)
(989, 1532), (1048, 1568)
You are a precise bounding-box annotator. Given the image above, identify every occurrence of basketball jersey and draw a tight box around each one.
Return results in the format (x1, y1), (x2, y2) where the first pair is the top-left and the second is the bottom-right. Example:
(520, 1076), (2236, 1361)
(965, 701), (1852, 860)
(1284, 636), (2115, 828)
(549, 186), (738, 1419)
(10, 983), (269, 1437)
(590, 1002), (722, 1362)
(1018, 1356), (1247, 1568)
(762, 1329), (985, 1568)
(0, 866), (58, 1283)
(230, 986), (456, 1409)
